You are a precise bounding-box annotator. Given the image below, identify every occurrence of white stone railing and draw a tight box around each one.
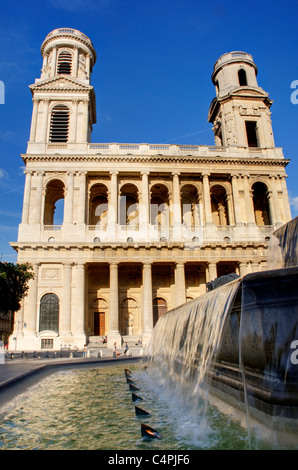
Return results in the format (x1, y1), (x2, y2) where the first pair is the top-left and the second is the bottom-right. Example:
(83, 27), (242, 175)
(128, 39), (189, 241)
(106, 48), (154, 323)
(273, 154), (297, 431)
(26, 142), (285, 160)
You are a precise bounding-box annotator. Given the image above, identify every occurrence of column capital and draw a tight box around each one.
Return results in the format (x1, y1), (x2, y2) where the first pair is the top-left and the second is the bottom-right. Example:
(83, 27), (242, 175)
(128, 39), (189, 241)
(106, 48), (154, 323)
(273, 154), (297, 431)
(175, 261), (185, 268)
(142, 261), (152, 268)
(110, 261), (119, 268)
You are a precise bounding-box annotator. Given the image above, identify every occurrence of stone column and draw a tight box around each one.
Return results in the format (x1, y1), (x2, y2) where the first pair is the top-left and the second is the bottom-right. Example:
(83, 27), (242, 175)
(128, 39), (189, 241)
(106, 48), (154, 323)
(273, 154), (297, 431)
(231, 174), (242, 225)
(226, 191), (235, 226)
(239, 261), (249, 277)
(61, 263), (72, 337)
(142, 262), (153, 346)
(70, 99), (78, 142)
(73, 47), (79, 77)
(267, 189), (276, 226)
(107, 262), (121, 348)
(25, 263), (39, 335)
(78, 171), (87, 224)
(86, 55), (91, 79)
(140, 171), (150, 240)
(243, 175), (255, 225)
(21, 170), (32, 224)
(281, 175), (292, 221)
(82, 99), (89, 142)
(175, 262), (186, 306)
(172, 172), (182, 239)
(33, 171), (44, 224)
(29, 99), (39, 142)
(208, 262), (218, 283)
(51, 47), (57, 77)
(64, 171), (74, 224)
(42, 99), (50, 142)
(269, 176), (281, 225)
(73, 263), (86, 346)
(108, 171), (118, 238)
(202, 173), (213, 225)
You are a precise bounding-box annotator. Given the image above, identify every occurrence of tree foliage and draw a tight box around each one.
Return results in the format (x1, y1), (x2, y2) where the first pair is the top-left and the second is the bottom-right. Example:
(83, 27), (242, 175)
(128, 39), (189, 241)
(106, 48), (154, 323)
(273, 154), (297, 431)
(0, 262), (35, 313)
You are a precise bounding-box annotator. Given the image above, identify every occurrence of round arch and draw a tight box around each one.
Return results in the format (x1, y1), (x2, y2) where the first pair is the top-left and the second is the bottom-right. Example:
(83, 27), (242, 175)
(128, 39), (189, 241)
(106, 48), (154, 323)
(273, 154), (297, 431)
(120, 297), (139, 335)
(44, 179), (65, 225)
(210, 184), (229, 226)
(252, 181), (271, 225)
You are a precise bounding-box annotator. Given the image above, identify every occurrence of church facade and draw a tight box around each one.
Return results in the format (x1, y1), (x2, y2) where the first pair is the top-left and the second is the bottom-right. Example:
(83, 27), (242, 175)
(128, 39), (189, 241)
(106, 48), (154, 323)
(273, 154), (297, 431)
(9, 28), (292, 351)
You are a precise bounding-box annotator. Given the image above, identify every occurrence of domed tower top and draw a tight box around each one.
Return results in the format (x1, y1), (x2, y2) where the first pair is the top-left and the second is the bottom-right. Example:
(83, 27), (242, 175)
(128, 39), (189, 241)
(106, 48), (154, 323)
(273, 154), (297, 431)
(39, 28), (97, 84)
(208, 51), (274, 149)
(211, 51), (259, 97)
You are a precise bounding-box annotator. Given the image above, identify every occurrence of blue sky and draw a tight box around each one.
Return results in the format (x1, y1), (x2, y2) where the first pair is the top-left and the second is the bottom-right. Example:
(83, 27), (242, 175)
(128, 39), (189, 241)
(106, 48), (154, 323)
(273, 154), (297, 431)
(0, 0), (297, 262)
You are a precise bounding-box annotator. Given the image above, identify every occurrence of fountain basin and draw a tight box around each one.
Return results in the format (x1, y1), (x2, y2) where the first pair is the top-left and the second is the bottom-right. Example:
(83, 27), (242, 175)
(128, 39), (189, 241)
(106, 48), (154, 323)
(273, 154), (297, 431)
(212, 266), (298, 419)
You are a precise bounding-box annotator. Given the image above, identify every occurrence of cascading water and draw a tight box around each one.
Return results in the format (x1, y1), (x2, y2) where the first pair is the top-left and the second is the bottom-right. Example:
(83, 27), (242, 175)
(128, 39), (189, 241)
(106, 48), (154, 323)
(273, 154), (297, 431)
(146, 279), (241, 392)
(145, 217), (298, 449)
(266, 216), (298, 269)
(146, 278), (243, 443)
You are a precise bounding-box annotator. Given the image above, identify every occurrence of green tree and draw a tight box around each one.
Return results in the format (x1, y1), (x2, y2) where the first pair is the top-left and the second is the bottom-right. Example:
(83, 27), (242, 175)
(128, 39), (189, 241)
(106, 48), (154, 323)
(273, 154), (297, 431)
(0, 262), (35, 313)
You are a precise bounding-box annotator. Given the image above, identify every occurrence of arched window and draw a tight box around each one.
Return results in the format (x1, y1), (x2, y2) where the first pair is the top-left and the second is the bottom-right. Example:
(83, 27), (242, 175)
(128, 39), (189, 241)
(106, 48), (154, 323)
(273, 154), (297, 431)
(89, 183), (109, 227)
(150, 184), (169, 228)
(39, 294), (59, 332)
(120, 184), (139, 227)
(121, 298), (138, 335)
(44, 179), (65, 226)
(49, 105), (70, 142)
(181, 184), (200, 228)
(57, 51), (72, 75)
(238, 69), (247, 86)
(210, 185), (229, 226)
(252, 182), (271, 225)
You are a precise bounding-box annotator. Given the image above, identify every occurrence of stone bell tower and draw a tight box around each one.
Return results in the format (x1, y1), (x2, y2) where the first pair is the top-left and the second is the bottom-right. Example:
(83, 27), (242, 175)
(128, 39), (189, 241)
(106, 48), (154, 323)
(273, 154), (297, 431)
(208, 51), (275, 149)
(27, 28), (97, 153)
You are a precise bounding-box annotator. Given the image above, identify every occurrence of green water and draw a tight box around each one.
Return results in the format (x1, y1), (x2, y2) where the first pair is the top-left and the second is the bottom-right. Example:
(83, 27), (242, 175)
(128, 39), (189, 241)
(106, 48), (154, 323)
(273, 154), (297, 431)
(0, 363), (272, 450)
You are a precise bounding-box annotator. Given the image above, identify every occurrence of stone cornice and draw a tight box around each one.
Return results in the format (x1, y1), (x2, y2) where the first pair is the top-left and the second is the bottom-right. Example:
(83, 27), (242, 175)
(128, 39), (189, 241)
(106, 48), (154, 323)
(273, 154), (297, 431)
(22, 153), (289, 167)
(11, 240), (268, 253)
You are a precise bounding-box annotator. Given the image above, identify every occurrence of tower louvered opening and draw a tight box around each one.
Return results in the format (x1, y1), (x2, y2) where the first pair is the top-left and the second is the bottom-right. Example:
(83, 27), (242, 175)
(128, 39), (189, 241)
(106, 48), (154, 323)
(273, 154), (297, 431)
(57, 51), (72, 75)
(49, 105), (70, 142)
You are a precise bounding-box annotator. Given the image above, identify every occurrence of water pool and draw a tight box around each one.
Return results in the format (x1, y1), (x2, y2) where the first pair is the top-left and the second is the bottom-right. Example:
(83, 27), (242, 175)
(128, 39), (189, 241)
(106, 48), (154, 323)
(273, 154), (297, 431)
(0, 362), (272, 450)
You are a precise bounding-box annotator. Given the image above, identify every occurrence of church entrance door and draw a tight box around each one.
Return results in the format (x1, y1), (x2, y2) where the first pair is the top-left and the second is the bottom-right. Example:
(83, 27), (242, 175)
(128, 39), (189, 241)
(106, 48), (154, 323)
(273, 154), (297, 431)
(94, 312), (105, 336)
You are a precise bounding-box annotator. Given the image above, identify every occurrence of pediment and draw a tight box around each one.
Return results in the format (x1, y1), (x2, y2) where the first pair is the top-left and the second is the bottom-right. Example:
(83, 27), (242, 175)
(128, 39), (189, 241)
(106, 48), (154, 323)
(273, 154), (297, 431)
(29, 76), (93, 94)
(230, 87), (268, 98)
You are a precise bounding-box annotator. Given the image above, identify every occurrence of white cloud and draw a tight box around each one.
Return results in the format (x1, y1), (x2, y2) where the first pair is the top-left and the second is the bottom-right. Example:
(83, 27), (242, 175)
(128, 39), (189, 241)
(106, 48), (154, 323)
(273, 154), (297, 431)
(0, 169), (8, 180)
(289, 196), (298, 212)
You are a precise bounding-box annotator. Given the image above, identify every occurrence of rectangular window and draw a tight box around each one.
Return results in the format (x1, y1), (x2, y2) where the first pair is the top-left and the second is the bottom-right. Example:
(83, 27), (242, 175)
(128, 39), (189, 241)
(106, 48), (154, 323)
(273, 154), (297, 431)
(245, 121), (259, 147)
(41, 338), (54, 349)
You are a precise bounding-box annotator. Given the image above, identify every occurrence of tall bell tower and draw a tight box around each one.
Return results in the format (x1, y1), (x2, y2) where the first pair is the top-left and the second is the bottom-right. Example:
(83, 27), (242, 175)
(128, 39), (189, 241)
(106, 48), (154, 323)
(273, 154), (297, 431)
(208, 51), (275, 149)
(27, 28), (97, 152)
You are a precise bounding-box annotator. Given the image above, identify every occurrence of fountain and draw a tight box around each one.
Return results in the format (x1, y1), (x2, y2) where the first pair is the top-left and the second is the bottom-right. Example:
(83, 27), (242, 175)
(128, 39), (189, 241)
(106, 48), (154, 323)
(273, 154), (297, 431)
(146, 217), (298, 447)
